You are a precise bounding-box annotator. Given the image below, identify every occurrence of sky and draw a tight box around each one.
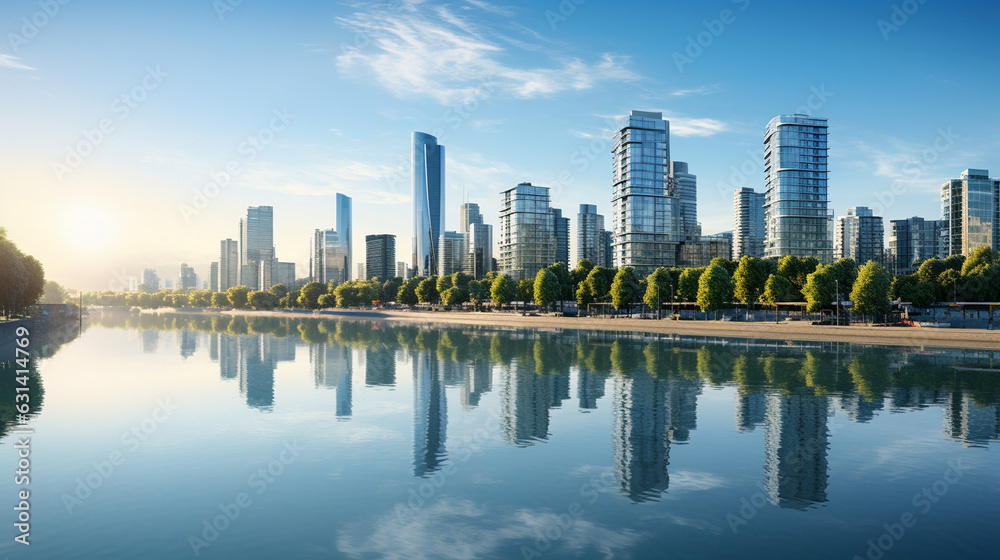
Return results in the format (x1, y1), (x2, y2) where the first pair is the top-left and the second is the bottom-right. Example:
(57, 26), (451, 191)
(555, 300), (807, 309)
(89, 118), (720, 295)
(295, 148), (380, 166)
(1, 0), (998, 291)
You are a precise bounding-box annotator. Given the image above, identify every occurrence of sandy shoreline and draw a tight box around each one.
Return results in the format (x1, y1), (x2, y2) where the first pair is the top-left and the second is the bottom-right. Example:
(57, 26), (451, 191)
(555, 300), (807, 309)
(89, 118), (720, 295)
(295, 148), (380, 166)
(136, 307), (1000, 350)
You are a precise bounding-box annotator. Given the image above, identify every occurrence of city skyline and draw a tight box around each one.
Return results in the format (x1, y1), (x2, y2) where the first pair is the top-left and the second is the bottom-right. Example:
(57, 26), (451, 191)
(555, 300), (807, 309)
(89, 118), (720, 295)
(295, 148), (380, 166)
(2, 0), (998, 290)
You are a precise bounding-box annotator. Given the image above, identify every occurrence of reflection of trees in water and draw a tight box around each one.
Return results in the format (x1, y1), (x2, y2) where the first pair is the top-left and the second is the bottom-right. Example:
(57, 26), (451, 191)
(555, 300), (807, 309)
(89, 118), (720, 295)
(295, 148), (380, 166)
(0, 358), (44, 440)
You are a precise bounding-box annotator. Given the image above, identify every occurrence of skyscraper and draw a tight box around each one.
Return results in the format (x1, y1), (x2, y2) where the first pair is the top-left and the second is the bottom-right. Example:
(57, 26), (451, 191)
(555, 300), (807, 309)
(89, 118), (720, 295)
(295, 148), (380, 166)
(178, 263), (197, 291)
(670, 161), (699, 242)
(219, 239), (239, 291)
(763, 115), (832, 262)
(941, 169), (999, 256)
(551, 208), (570, 266)
(412, 132), (445, 277)
(311, 229), (348, 286)
(209, 262), (219, 293)
(577, 204), (608, 267)
(336, 193), (352, 281)
(887, 217), (945, 274)
(732, 187), (766, 260)
(611, 110), (680, 277)
(834, 206), (884, 264)
(460, 202), (493, 279)
(365, 234), (396, 281)
(499, 182), (555, 281)
(438, 231), (465, 276)
(239, 206), (275, 290)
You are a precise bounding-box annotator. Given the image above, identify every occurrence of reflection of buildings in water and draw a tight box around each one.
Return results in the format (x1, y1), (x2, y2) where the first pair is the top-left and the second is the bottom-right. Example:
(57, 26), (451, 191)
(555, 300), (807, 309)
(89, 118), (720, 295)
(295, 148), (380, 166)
(888, 387), (944, 412)
(763, 389), (830, 509)
(240, 336), (275, 411)
(209, 332), (219, 361)
(178, 330), (197, 358)
(310, 343), (353, 417)
(499, 360), (557, 446)
(668, 378), (700, 443)
(838, 392), (884, 423)
(943, 391), (1000, 448)
(139, 330), (159, 354)
(459, 359), (492, 409)
(577, 369), (606, 410)
(217, 334), (239, 380)
(612, 373), (671, 502)
(735, 391), (766, 432)
(413, 351), (447, 477)
(365, 348), (396, 386)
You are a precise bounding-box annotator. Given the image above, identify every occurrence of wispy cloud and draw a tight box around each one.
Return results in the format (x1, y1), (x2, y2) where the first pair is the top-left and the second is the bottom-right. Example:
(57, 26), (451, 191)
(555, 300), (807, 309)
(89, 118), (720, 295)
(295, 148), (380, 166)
(0, 54), (34, 70)
(668, 116), (729, 137)
(671, 84), (722, 97)
(336, 1), (639, 105)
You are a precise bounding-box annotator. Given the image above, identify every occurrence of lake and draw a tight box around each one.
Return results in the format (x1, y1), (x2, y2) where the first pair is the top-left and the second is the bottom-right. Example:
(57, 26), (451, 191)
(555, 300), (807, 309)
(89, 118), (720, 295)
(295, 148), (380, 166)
(1, 311), (998, 559)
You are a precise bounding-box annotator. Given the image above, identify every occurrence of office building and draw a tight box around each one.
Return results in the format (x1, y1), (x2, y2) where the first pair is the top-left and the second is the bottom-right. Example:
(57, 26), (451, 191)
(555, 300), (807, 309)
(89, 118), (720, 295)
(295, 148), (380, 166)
(209, 263), (218, 293)
(732, 187), (766, 260)
(311, 229), (349, 286)
(178, 263), (197, 291)
(763, 115), (832, 262)
(577, 204), (609, 267)
(219, 239), (239, 291)
(941, 169), (999, 256)
(412, 132), (445, 277)
(611, 110), (681, 277)
(887, 217), (945, 274)
(678, 233), (733, 268)
(141, 268), (159, 292)
(239, 205), (275, 290)
(337, 193), (353, 281)
(272, 261), (295, 288)
(499, 182), (556, 281)
(834, 206), (884, 264)
(365, 234), (396, 281)
(460, 202), (493, 279)
(397, 261), (408, 279)
(438, 231), (466, 276)
(551, 208), (570, 266)
(670, 161), (699, 242)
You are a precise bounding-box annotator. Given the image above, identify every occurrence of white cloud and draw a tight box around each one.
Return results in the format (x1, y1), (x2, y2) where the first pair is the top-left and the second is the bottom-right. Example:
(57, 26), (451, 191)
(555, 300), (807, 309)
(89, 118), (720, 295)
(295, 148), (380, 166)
(0, 54), (34, 70)
(671, 84), (722, 97)
(668, 116), (729, 137)
(336, 1), (639, 105)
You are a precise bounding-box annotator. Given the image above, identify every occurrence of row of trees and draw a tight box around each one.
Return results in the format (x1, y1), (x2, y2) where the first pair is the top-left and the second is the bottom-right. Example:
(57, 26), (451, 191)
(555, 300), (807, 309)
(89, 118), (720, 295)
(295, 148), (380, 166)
(0, 228), (45, 319)
(891, 247), (1000, 306)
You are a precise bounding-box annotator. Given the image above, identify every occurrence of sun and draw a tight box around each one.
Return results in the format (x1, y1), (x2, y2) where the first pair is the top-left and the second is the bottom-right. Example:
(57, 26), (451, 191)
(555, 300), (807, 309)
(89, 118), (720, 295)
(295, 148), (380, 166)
(64, 205), (116, 252)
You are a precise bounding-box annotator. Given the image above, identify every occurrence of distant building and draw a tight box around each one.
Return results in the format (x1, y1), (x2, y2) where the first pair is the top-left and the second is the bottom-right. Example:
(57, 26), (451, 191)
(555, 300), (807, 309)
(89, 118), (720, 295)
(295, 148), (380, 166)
(337, 194), (353, 281)
(438, 231), (466, 277)
(460, 202), (493, 279)
(141, 268), (159, 292)
(209, 263), (219, 293)
(577, 204), (609, 267)
(366, 234), (396, 281)
(941, 169), (999, 256)
(732, 187), (766, 260)
(413, 132), (445, 277)
(764, 115), (832, 262)
(834, 206), (884, 264)
(551, 208), (570, 266)
(219, 239), (239, 291)
(670, 161), (699, 242)
(887, 217), (945, 274)
(179, 263), (198, 291)
(239, 206), (274, 290)
(272, 262), (295, 288)
(311, 229), (349, 287)
(397, 261), (408, 279)
(499, 182), (555, 281)
(678, 233), (733, 268)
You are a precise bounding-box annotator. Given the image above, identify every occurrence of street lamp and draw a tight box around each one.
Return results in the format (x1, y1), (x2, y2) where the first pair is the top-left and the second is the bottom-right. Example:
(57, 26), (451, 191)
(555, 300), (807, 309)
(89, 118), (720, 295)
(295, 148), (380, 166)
(835, 279), (839, 327)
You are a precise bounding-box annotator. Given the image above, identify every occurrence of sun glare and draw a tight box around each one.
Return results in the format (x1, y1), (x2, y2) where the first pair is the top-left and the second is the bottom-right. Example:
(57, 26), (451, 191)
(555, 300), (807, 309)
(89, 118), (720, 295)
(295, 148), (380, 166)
(65, 205), (116, 252)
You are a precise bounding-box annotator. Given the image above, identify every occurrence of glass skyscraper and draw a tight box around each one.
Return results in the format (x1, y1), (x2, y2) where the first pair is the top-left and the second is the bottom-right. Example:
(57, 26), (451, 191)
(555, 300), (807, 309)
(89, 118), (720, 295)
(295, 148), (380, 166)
(611, 110), (680, 277)
(887, 217), (945, 274)
(577, 204), (609, 267)
(365, 234), (396, 281)
(669, 161), (699, 242)
(311, 229), (348, 286)
(834, 206), (884, 265)
(460, 202), (493, 279)
(239, 205), (274, 290)
(499, 182), (555, 281)
(219, 238), (239, 291)
(551, 208), (570, 266)
(941, 169), (999, 256)
(732, 187), (766, 260)
(336, 193), (352, 281)
(763, 115), (832, 262)
(412, 132), (445, 277)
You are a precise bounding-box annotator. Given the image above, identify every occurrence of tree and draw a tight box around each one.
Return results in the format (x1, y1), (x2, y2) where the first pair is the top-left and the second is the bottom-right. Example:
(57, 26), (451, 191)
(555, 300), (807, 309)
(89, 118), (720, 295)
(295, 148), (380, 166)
(533, 268), (560, 308)
(318, 293), (338, 308)
(491, 274), (516, 308)
(382, 277), (403, 303)
(248, 290), (276, 310)
(710, 257), (738, 276)
(610, 267), (641, 311)
(851, 261), (892, 320)
(829, 258), (859, 296)
(397, 278), (420, 306)
(584, 266), (616, 301)
(436, 275), (453, 293)
(13, 254), (44, 315)
(211, 292), (230, 308)
(40, 280), (68, 304)
(516, 279), (533, 303)
(297, 281), (327, 309)
(281, 288), (300, 308)
(441, 287), (468, 306)
(917, 258), (946, 285)
(571, 259), (594, 286)
(643, 267), (672, 312)
(696, 263), (733, 316)
(802, 265), (836, 313)
(761, 274), (794, 319)
(677, 267), (705, 301)
(937, 269), (960, 302)
(333, 283), (359, 307)
(188, 289), (212, 308)
(546, 262), (573, 301)
(227, 285), (250, 309)
(416, 277), (440, 304)
(450, 271), (473, 292)
(268, 284), (289, 302)
(733, 256), (767, 306)
(961, 246), (994, 277)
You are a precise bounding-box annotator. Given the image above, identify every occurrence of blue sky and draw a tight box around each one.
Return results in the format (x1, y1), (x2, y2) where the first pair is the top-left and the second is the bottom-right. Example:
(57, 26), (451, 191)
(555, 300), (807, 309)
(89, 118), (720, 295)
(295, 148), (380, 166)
(1, 0), (998, 290)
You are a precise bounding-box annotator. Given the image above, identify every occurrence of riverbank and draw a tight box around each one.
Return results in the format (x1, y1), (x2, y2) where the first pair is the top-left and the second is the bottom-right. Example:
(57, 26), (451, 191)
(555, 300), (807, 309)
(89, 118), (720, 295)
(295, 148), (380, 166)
(135, 307), (1000, 350)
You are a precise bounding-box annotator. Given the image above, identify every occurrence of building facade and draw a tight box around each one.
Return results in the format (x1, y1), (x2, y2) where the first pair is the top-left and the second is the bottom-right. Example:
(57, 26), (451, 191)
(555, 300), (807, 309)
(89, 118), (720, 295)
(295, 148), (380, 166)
(577, 204), (609, 267)
(834, 206), (884, 265)
(365, 234), (396, 281)
(336, 193), (353, 281)
(763, 115), (832, 262)
(219, 239), (239, 291)
(412, 132), (445, 277)
(941, 169), (999, 256)
(460, 202), (494, 279)
(611, 110), (680, 277)
(311, 229), (349, 286)
(732, 187), (766, 260)
(887, 217), (945, 274)
(499, 182), (555, 281)
(239, 206), (275, 290)
(552, 208), (570, 266)
(670, 161), (699, 242)
(678, 233), (733, 268)
(438, 231), (466, 277)
(179, 263), (197, 291)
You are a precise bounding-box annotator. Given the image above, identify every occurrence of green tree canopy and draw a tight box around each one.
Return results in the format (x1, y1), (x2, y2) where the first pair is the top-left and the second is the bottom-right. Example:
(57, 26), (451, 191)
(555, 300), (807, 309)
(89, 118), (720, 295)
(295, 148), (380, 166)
(850, 260), (892, 316)
(677, 267), (705, 301)
(381, 277), (403, 303)
(248, 290), (276, 310)
(211, 292), (230, 308)
(733, 256), (768, 304)
(441, 286), (469, 306)
(610, 267), (641, 310)
(643, 267), (673, 310)
(533, 268), (560, 307)
(516, 279), (533, 302)
(227, 285), (251, 309)
(802, 265), (836, 313)
(297, 282), (327, 309)
(490, 274), (516, 307)
(397, 277), (421, 305)
(696, 263), (733, 313)
(571, 259), (594, 285)
(761, 274), (794, 307)
(416, 277), (440, 304)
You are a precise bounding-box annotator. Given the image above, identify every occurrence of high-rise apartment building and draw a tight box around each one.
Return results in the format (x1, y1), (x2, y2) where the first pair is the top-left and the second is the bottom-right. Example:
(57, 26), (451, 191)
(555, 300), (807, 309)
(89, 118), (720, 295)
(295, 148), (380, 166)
(336, 193), (353, 281)
(219, 239), (239, 291)
(311, 229), (349, 286)
(670, 161), (699, 242)
(732, 187), (766, 260)
(551, 208), (570, 266)
(412, 132), (445, 277)
(887, 217), (946, 274)
(460, 202), (494, 279)
(941, 169), (999, 256)
(239, 206), (275, 290)
(611, 110), (680, 277)
(577, 204), (609, 267)
(209, 263), (219, 293)
(499, 182), (555, 281)
(365, 234), (396, 281)
(763, 115), (832, 262)
(834, 206), (884, 265)
(438, 231), (465, 276)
